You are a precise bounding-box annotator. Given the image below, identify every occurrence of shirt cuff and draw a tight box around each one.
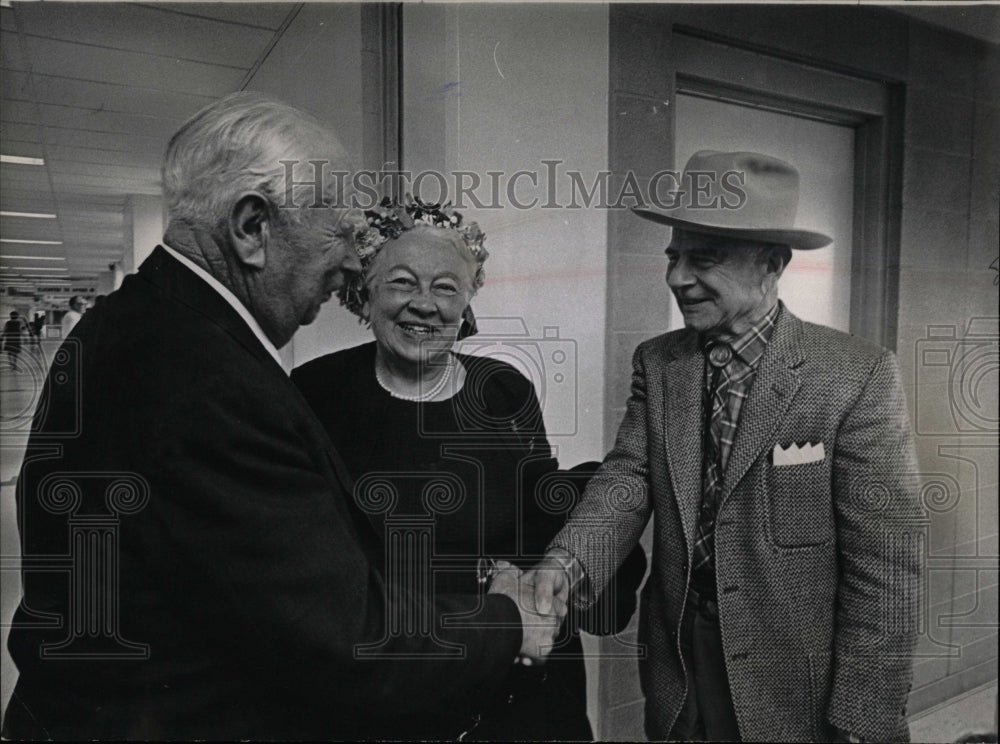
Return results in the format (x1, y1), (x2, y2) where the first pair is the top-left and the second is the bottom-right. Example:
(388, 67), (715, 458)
(546, 547), (594, 605)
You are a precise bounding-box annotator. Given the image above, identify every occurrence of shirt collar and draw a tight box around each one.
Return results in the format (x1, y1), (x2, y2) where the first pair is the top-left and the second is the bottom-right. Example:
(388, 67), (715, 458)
(729, 302), (779, 371)
(161, 243), (285, 373)
(704, 302), (779, 377)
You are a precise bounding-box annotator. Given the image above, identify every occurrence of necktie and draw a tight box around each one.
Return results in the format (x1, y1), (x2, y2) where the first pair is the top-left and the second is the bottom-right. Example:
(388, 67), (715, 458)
(691, 342), (732, 585)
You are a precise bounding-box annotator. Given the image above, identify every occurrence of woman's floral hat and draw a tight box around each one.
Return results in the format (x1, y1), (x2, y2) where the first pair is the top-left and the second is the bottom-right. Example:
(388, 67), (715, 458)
(340, 195), (489, 334)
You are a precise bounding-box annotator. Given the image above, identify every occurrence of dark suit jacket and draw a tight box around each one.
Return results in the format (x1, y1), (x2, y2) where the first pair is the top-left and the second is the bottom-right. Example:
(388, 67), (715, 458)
(552, 304), (922, 743)
(3, 247), (521, 740)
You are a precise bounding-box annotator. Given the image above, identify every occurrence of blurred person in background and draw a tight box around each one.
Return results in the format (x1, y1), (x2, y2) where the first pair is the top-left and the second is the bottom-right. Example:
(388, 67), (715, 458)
(1, 310), (29, 371)
(60, 295), (87, 336)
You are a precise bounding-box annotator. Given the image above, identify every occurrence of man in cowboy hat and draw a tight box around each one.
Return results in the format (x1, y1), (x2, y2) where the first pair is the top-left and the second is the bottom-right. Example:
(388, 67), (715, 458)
(530, 151), (922, 742)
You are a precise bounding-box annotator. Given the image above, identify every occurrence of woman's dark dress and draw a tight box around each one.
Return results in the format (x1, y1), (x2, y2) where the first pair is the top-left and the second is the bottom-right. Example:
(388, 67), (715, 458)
(293, 342), (641, 740)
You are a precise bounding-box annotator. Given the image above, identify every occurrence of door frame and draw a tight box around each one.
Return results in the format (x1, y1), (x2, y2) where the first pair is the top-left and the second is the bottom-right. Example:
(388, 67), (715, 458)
(670, 27), (904, 350)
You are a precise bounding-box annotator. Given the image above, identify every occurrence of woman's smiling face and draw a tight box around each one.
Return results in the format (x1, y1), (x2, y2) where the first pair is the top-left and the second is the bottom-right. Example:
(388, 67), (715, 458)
(365, 227), (478, 372)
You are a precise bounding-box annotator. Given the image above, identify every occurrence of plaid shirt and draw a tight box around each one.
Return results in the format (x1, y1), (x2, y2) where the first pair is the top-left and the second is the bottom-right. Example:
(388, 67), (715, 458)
(704, 302), (780, 473)
(690, 303), (779, 593)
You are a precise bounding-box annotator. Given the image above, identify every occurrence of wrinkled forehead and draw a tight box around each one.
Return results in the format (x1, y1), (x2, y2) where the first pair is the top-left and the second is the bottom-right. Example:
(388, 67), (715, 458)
(374, 227), (476, 274)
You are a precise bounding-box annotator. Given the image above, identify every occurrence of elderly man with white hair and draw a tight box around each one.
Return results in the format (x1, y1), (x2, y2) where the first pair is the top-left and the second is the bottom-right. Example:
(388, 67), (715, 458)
(3, 92), (557, 740)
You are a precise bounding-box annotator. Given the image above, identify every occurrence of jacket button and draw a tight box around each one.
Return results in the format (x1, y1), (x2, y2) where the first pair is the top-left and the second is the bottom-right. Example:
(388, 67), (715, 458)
(722, 585), (739, 594)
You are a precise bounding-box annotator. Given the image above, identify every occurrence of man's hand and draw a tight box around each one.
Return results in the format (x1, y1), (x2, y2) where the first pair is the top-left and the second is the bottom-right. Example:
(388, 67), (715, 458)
(488, 561), (564, 665)
(524, 549), (577, 618)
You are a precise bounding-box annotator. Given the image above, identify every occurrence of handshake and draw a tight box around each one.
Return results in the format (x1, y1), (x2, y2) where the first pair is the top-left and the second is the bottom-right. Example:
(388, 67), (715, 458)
(486, 551), (578, 665)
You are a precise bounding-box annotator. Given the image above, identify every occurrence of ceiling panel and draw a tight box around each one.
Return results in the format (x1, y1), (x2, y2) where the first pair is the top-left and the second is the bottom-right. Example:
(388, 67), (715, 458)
(5, 72), (218, 122)
(57, 195), (128, 209)
(34, 103), (184, 140)
(60, 227), (124, 240)
(14, 4), (276, 68)
(0, 99), (36, 124)
(0, 217), (61, 241)
(0, 7), (16, 32)
(63, 236), (124, 249)
(51, 181), (161, 197)
(142, 3), (296, 31)
(0, 191), (57, 213)
(44, 146), (164, 170)
(19, 36), (246, 96)
(0, 123), (42, 143)
(49, 162), (162, 185)
(38, 127), (172, 153)
(2, 2), (287, 290)
(0, 30), (28, 70)
(0, 169), (52, 190)
(0, 139), (44, 158)
(61, 221), (123, 233)
(0, 257), (68, 267)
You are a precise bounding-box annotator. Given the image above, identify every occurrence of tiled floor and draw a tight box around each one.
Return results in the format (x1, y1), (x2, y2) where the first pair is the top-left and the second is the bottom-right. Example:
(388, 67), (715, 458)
(909, 682), (998, 744)
(1, 349), (46, 720)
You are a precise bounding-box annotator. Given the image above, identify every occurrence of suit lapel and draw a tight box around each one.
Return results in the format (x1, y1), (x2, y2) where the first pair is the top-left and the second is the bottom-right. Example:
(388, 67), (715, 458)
(720, 307), (805, 506)
(662, 332), (705, 552)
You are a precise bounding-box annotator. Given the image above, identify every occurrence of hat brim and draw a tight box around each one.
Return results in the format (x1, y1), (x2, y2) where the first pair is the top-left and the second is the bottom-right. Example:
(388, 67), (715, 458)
(631, 207), (832, 250)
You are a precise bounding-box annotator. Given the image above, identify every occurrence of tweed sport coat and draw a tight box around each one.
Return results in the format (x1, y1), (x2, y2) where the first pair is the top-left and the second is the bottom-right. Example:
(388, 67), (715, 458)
(551, 304), (922, 743)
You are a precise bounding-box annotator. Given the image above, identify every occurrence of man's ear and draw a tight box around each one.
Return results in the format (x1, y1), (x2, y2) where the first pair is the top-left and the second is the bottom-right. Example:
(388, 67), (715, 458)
(765, 245), (791, 278)
(229, 193), (271, 269)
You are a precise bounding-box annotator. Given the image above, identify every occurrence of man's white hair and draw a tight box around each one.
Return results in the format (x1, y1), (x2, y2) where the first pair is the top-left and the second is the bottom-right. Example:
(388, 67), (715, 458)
(162, 91), (350, 228)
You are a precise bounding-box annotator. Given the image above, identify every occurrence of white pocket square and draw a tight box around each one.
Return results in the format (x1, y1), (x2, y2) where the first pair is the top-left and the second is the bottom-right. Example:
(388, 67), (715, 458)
(773, 442), (825, 466)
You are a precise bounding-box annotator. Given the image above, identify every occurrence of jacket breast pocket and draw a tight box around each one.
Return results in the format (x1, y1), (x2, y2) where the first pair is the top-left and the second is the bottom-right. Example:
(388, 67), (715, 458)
(766, 461), (834, 548)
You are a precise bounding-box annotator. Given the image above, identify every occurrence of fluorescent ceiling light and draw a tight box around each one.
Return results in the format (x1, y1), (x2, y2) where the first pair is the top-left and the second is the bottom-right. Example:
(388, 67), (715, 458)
(0, 155), (46, 166)
(0, 211), (57, 219)
(0, 239), (63, 245)
(0, 255), (65, 261)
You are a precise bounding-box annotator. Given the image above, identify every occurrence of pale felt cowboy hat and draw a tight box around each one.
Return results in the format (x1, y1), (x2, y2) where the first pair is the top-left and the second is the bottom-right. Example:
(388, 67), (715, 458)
(632, 150), (833, 250)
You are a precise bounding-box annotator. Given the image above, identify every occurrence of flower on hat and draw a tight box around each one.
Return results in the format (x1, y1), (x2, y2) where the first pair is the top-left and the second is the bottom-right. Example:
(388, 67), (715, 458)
(338, 195), (489, 320)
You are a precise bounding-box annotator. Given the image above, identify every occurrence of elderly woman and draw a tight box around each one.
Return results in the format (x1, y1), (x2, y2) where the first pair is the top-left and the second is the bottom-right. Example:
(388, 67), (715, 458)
(292, 199), (644, 741)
